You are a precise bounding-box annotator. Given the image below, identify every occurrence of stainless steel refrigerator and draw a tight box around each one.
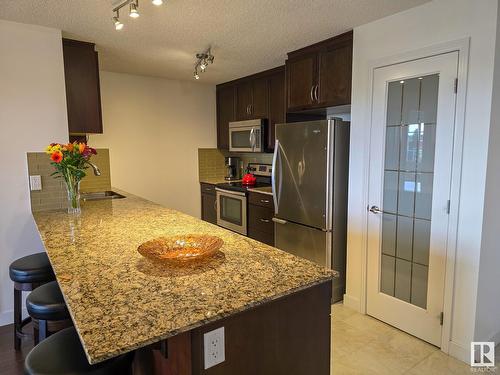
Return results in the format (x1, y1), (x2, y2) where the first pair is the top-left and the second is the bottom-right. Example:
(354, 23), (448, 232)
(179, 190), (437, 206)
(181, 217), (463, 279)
(272, 119), (350, 302)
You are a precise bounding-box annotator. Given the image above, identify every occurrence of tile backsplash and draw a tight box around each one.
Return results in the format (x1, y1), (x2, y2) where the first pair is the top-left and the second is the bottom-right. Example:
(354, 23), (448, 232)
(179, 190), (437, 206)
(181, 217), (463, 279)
(27, 149), (111, 212)
(198, 148), (273, 181)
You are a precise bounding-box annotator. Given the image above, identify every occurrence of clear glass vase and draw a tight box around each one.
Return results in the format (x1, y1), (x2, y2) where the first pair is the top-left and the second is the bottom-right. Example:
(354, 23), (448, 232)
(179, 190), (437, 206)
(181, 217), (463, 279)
(65, 175), (81, 215)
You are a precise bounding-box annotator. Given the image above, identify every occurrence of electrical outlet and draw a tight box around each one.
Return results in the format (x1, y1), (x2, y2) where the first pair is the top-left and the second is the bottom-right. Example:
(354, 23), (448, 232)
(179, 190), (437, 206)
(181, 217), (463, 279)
(29, 175), (42, 191)
(203, 326), (225, 369)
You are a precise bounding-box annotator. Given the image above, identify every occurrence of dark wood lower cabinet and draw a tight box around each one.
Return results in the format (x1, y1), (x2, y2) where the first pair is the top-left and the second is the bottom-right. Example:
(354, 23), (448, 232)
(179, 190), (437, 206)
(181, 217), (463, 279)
(248, 192), (274, 246)
(133, 281), (332, 375)
(201, 183), (217, 225)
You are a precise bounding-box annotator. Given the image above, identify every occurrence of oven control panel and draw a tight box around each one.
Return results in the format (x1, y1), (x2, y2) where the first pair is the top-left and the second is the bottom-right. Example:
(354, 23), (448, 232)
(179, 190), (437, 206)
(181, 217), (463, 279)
(247, 163), (272, 177)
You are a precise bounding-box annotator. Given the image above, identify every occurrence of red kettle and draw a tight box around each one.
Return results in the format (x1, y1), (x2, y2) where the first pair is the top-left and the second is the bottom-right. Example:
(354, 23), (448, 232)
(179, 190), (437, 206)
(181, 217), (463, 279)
(242, 173), (257, 185)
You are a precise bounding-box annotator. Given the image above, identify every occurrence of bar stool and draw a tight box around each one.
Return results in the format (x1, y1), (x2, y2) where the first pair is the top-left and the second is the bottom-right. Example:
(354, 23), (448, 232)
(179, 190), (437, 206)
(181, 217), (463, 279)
(24, 327), (134, 375)
(26, 281), (72, 344)
(9, 252), (55, 350)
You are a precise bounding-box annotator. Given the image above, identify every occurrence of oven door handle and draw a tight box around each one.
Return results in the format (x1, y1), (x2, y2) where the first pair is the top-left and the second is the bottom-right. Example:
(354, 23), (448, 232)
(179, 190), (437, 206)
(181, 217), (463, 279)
(215, 187), (247, 197)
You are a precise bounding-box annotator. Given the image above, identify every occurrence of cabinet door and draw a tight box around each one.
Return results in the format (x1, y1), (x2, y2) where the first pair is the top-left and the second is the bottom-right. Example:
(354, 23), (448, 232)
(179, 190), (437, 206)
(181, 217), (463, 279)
(216, 85), (235, 150)
(201, 193), (217, 224)
(268, 69), (285, 150)
(286, 54), (317, 111)
(251, 76), (269, 119)
(317, 43), (352, 106)
(236, 81), (253, 120)
(62, 39), (103, 134)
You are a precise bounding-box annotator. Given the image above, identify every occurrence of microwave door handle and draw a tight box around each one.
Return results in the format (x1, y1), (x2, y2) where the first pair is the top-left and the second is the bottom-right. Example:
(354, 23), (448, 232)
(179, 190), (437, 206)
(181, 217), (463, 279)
(250, 128), (255, 151)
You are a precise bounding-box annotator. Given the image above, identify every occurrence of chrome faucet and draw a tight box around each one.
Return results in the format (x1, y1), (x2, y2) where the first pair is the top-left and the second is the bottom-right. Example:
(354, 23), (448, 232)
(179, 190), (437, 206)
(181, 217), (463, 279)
(87, 162), (101, 176)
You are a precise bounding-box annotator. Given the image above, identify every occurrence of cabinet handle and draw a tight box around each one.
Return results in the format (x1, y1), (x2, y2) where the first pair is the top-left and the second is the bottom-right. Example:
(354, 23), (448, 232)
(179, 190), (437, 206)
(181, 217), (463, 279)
(250, 104), (253, 115)
(314, 84), (320, 102)
(214, 199), (218, 212)
(246, 104), (251, 115)
(205, 188), (213, 192)
(260, 219), (270, 223)
(260, 199), (270, 203)
(310, 85), (314, 102)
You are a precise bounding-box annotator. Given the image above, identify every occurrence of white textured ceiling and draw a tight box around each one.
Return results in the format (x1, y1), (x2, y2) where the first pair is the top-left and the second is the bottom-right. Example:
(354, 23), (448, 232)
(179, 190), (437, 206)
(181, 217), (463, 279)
(0, 0), (429, 83)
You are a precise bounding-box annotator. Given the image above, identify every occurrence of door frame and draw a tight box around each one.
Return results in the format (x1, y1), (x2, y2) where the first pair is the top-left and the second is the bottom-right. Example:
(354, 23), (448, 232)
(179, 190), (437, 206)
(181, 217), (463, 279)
(357, 38), (470, 353)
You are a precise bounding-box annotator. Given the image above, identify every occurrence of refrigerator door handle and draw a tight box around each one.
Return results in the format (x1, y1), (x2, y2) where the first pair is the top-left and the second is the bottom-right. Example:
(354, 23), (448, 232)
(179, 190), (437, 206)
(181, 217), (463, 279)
(272, 139), (279, 211)
(272, 217), (287, 225)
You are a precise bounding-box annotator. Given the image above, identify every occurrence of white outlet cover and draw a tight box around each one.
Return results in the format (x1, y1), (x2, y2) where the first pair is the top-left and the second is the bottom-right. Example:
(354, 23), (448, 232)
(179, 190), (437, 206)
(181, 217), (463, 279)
(30, 175), (42, 191)
(203, 326), (225, 369)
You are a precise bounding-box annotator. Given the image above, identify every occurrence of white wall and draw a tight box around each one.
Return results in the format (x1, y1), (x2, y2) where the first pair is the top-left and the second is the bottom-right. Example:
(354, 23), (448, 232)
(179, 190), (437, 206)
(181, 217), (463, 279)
(0, 20), (68, 325)
(475, 2), (500, 344)
(91, 72), (216, 217)
(346, 0), (498, 362)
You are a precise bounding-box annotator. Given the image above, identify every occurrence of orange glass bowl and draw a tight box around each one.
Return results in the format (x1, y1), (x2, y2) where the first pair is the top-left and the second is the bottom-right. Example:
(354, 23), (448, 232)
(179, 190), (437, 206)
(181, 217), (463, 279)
(137, 234), (224, 264)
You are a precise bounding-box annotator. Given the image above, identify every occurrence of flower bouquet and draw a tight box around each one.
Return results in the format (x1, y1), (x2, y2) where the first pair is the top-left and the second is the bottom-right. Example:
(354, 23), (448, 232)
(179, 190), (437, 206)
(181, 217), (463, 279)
(45, 142), (97, 214)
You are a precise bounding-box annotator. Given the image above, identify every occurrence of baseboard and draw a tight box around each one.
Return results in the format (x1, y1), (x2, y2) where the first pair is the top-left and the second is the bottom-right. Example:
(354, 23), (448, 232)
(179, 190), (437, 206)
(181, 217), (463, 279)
(448, 341), (470, 364)
(0, 308), (28, 327)
(342, 294), (361, 312)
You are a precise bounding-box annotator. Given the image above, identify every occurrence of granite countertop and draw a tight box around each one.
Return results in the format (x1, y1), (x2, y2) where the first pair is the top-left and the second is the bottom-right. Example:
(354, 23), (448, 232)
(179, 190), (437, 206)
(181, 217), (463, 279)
(32, 191), (333, 364)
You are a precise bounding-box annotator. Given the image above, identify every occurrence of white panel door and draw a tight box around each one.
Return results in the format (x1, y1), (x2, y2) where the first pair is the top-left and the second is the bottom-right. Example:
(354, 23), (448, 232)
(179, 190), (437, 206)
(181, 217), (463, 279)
(366, 52), (458, 346)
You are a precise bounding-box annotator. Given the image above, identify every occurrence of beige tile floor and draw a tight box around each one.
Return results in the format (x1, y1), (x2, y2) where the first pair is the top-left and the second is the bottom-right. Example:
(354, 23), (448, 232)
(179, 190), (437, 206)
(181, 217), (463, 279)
(332, 303), (499, 374)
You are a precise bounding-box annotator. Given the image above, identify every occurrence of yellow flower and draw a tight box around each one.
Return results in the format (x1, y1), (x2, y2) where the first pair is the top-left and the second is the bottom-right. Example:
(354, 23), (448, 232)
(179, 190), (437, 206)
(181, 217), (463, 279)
(44, 145), (53, 154)
(78, 143), (85, 154)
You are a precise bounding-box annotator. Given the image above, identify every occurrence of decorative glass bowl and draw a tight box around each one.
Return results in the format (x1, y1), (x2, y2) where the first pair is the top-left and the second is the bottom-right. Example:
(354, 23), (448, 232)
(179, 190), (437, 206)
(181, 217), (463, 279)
(137, 234), (224, 264)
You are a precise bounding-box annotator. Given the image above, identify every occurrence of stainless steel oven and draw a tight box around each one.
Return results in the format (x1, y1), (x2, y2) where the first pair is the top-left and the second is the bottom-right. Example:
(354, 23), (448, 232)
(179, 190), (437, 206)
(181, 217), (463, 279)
(229, 119), (264, 152)
(216, 188), (247, 235)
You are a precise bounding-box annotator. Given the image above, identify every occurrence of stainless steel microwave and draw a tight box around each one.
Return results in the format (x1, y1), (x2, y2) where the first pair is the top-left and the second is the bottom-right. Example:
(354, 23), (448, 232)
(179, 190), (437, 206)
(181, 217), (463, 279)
(229, 119), (264, 152)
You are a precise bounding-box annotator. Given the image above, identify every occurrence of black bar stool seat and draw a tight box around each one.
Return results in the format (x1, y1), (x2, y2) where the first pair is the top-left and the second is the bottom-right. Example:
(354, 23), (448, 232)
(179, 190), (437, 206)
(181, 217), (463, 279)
(26, 281), (72, 343)
(24, 327), (134, 375)
(9, 252), (54, 284)
(9, 252), (55, 350)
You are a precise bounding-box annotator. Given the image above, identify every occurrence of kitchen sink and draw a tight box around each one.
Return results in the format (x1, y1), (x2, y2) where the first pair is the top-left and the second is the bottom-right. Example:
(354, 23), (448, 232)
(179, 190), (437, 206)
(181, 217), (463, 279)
(81, 191), (126, 201)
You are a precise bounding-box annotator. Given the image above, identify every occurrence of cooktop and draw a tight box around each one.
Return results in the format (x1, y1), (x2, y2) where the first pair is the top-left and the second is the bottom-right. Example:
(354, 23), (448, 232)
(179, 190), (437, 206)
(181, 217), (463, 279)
(216, 181), (271, 193)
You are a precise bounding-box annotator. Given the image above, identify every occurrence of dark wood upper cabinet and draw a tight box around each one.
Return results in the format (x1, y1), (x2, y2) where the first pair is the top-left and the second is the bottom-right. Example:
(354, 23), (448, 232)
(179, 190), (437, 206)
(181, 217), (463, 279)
(251, 76), (270, 119)
(62, 38), (103, 134)
(235, 81), (253, 120)
(317, 43), (353, 107)
(268, 69), (285, 150)
(286, 30), (353, 111)
(216, 84), (236, 150)
(286, 53), (317, 111)
(216, 66), (285, 152)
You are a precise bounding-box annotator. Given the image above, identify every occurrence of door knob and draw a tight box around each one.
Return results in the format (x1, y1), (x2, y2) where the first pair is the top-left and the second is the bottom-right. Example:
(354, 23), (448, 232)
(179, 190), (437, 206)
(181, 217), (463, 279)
(369, 205), (382, 214)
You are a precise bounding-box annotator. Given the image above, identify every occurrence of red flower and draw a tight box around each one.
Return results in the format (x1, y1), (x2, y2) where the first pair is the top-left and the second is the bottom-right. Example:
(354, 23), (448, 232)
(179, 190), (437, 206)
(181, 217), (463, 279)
(51, 151), (63, 163)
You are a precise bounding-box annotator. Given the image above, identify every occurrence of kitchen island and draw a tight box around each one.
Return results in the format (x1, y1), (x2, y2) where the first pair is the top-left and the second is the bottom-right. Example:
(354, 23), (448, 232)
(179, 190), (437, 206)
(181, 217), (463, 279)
(32, 191), (333, 374)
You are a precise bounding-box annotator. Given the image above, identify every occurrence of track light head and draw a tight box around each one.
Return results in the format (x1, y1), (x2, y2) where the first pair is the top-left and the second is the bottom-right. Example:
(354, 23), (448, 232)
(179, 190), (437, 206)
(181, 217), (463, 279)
(113, 16), (124, 30)
(129, 2), (140, 18)
(194, 70), (200, 80)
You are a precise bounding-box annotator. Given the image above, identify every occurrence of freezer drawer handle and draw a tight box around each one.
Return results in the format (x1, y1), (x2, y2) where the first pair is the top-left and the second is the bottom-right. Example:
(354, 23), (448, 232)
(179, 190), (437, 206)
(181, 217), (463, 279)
(260, 199), (270, 203)
(260, 218), (270, 223)
(272, 217), (287, 225)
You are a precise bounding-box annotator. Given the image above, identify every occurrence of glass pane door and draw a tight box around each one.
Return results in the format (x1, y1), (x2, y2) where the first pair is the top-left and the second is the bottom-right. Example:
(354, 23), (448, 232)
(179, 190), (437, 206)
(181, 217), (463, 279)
(380, 74), (439, 309)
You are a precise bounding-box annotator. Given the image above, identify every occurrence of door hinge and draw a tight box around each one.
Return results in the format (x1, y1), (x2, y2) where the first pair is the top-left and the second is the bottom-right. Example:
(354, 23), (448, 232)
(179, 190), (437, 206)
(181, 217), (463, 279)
(446, 200), (451, 214)
(440, 312), (444, 326)
(454, 78), (458, 93)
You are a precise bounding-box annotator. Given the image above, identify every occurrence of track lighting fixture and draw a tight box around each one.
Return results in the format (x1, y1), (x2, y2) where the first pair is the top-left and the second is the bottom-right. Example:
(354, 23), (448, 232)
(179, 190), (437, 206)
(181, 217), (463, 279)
(129, 1), (140, 18)
(112, 0), (163, 30)
(113, 9), (124, 30)
(193, 49), (215, 80)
